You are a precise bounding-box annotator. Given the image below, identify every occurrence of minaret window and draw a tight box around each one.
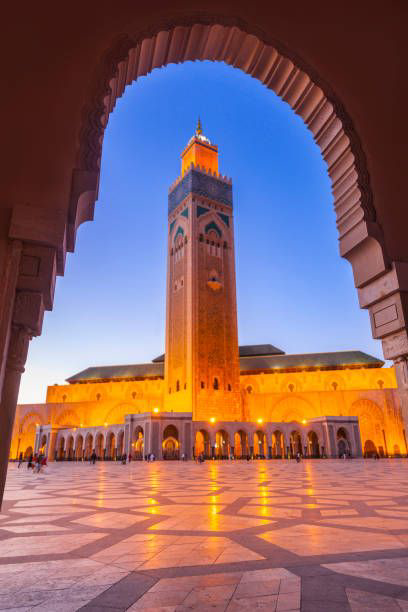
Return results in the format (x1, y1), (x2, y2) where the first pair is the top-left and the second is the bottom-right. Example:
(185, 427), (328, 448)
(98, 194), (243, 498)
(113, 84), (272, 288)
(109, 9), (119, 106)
(176, 380), (180, 392)
(213, 377), (219, 390)
(201, 381), (205, 389)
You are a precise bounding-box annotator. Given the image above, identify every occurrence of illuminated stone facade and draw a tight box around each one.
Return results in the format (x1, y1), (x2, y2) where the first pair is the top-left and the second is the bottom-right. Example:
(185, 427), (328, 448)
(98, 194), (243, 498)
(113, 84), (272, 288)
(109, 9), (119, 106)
(165, 123), (240, 421)
(10, 126), (408, 461)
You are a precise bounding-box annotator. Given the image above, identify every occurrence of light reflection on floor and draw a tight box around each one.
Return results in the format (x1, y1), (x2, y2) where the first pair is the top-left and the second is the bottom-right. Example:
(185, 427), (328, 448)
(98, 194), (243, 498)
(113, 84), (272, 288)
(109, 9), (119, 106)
(1, 459), (408, 610)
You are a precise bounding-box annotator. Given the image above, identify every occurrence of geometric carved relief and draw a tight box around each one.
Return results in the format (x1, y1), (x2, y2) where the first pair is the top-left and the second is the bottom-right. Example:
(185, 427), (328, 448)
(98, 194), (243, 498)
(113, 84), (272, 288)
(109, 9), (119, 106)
(20, 255), (40, 277)
(374, 304), (398, 328)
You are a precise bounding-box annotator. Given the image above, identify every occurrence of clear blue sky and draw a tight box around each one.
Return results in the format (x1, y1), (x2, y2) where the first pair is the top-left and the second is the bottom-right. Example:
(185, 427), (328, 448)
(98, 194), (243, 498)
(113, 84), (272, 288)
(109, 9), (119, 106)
(18, 61), (384, 404)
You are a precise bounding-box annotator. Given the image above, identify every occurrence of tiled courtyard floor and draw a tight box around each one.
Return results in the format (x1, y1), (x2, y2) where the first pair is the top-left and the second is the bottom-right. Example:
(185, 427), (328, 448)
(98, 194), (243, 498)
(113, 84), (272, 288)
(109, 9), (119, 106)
(1, 460), (408, 611)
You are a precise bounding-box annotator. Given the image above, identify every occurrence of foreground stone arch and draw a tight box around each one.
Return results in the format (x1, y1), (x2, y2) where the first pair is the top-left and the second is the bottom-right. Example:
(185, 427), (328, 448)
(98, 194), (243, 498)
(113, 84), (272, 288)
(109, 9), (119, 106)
(1, 10), (408, 507)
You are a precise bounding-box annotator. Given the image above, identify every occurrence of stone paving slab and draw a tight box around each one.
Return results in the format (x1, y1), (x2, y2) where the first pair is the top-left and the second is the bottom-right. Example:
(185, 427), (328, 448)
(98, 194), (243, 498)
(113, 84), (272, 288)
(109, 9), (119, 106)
(1, 459), (408, 610)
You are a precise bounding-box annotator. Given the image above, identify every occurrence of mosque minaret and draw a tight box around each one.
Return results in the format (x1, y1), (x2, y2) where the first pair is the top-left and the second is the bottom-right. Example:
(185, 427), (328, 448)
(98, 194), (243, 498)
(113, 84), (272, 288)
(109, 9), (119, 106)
(165, 120), (240, 420)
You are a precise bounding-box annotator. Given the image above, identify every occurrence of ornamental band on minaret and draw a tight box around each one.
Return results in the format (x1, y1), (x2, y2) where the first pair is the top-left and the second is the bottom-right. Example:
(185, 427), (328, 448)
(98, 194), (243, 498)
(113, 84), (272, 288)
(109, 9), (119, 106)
(165, 121), (241, 420)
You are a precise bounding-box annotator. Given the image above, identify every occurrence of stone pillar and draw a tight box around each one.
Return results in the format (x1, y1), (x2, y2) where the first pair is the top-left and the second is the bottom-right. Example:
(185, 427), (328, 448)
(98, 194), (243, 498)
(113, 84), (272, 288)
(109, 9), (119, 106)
(321, 424), (330, 458)
(393, 357), (408, 432)
(34, 426), (42, 454)
(47, 428), (59, 461)
(0, 241), (22, 403)
(183, 422), (192, 459)
(151, 421), (160, 459)
(124, 424), (129, 455)
(325, 424), (337, 458)
(247, 431), (254, 458)
(382, 429), (389, 457)
(0, 228), (53, 508)
(353, 424), (363, 457)
(0, 323), (31, 506)
(357, 263), (408, 434)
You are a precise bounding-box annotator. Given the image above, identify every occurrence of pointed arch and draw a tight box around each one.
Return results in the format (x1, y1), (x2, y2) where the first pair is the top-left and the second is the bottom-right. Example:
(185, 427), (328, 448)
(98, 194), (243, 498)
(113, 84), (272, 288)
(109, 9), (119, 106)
(204, 220), (222, 238)
(72, 22), (384, 296)
(55, 410), (80, 427)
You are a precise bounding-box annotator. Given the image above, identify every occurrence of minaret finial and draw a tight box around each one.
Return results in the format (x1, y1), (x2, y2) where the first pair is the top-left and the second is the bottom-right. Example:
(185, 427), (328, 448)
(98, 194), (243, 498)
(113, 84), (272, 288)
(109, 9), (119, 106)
(196, 117), (202, 136)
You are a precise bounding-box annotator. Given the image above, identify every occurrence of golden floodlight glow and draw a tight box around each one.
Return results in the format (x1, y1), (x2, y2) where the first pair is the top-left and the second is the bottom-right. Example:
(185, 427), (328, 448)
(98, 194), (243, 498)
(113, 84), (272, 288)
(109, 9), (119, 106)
(104, 422), (107, 427)
(153, 407), (159, 413)
(302, 419), (307, 424)
(210, 417), (216, 424)
(257, 418), (263, 424)
(80, 423), (83, 427)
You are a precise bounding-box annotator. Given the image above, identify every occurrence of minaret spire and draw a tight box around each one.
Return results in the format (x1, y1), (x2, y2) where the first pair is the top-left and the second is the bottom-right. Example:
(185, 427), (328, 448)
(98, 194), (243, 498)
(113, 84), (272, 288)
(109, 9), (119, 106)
(196, 117), (202, 136)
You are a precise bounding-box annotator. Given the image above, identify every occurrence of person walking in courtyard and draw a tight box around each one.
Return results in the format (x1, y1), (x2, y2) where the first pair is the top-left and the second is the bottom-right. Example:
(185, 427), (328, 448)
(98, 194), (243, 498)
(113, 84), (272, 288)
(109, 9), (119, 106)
(39, 456), (47, 473)
(27, 454), (34, 470)
(34, 456), (42, 473)
(17, 452), (23, 468)
(296, 452), (301, 463)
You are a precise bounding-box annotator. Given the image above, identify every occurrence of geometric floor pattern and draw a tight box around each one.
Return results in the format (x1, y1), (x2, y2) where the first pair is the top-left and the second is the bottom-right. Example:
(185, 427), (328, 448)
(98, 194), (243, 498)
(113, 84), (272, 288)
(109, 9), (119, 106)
(1, 459), (408, 611)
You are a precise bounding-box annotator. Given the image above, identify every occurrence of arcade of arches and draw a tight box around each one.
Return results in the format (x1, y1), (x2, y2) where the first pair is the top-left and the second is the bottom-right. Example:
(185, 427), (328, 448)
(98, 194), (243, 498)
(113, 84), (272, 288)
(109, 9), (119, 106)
(12, 355), (407, 462)
(1, 3), (408, 507)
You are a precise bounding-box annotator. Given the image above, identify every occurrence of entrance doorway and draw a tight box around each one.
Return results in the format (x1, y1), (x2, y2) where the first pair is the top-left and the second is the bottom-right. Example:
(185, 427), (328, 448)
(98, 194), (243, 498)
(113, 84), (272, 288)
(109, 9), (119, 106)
(162, 425), (179, 460)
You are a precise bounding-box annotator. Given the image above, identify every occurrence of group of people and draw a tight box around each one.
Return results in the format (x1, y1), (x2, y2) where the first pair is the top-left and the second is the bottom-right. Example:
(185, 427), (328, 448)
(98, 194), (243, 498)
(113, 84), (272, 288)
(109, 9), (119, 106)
(119, 453), (156, 463)
(18, 452), (47, 473)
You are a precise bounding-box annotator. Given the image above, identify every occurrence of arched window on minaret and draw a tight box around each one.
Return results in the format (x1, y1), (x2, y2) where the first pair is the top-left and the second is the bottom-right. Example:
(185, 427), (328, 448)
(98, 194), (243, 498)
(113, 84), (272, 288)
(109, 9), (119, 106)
(213, 377), (219, 390)
(176, 380), (180, 392)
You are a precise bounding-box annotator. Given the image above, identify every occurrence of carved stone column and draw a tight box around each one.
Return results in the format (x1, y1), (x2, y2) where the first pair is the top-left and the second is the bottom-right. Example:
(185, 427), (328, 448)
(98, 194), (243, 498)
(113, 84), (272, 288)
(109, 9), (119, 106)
(393, 356), (408, 430)
(0, 324), (30, 504)
(0, 290), (44, 507)
(0, 241), (22, 399)
(47, 428), (60, 461)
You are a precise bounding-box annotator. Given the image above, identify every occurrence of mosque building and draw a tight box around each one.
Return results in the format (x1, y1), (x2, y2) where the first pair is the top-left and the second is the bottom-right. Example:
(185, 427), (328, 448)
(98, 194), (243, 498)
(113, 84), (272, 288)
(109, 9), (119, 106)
(11, 122), (408, 461)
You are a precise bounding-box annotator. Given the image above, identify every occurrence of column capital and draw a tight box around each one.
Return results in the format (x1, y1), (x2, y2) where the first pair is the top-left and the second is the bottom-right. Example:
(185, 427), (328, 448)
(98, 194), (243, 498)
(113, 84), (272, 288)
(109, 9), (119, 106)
(9, 205), (66, 275)
(12, 291), (44, 337)
(6, 325), (30, 374)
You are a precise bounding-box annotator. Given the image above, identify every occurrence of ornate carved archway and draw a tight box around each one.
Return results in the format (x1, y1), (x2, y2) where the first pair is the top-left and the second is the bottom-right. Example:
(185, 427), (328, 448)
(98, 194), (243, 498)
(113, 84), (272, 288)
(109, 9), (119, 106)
(73, 22), (383, 287)
(2, 15), (408, 509)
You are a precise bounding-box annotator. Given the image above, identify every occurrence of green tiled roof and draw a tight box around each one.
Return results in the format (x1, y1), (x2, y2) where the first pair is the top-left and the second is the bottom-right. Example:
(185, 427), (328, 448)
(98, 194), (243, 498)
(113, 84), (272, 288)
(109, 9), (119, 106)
(67, 350), (382, 384)
(152, 344), (284, 363)
(239, 344), (284, 358)
(66, 362), (164, 383)
(239, 351), (384, 373)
